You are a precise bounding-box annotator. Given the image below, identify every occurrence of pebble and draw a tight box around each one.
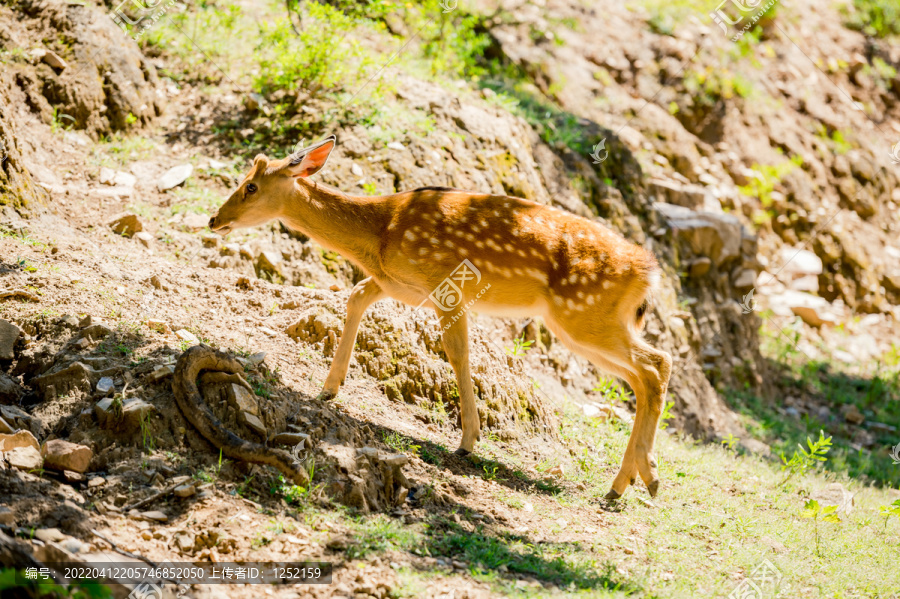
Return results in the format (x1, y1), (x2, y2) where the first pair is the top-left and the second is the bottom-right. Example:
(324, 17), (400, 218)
(158, 164), (193, 191)
(175, 329), (200, 344)
(96, 377), (115, 395)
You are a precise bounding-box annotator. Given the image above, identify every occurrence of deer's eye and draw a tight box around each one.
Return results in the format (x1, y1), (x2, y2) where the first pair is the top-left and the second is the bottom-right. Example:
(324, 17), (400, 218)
(246, 183), (258, 194)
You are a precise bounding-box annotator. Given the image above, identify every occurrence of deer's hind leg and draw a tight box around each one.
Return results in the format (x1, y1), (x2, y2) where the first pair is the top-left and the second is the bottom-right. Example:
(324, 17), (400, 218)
(318, 277), (385, 401)
(439, 310), (481, 455)
(546, 316), (672, 498)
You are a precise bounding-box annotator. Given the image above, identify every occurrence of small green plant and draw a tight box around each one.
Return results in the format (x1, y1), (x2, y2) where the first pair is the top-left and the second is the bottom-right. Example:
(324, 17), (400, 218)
(482, 462), (500, 481)
(592, 377), (632, 403)
(843, 0), (900, 38)
(361, 181), (378, 195)
(778, 431), (832, 487)
(721, 433), (739, 451)
(739, 155), (803, 209)
(139, 411), (155, 454)
(800, 499), (841, 556)
(659, 400), (675, 430)
(878, 499), (900, 530)
(382, 431), (420, 455)
(505, 335), (533, 358)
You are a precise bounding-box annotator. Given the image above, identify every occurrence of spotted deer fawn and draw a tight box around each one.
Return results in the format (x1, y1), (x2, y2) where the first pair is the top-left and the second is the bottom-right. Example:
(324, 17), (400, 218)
(209, 136), (672, 499)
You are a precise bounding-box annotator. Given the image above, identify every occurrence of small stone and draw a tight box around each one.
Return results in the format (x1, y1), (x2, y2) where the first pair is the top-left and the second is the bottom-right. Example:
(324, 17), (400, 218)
(99, 168), (136, 188)
(5, 446), (42, 470)
(245, 92), (267, 112)
(230, 384), (258, 415)
(733, 269), (757, 289)
(88, 476), (106, 488)
(134, 231), (154, 248)
(109, 213), (143, 237)
(0, 430), (40, 452)
(146, 364), (174, 383)
(241, 412), (266, 436)
(201, 235), (219, 248)
(174, 484), (196, 498)
(248, 351), (267, 366)
(350, 163), (363, 176)
(257, 251), (282, 274)
(269, 432), (309, 447)
(0, 416), (13, 434)
(141, 510), (168, 522)
(0, 319), (23, 360)
(329, 284), (341, 292)
(96, 377), (115, 395)
(546, 464), (564, 477)
(39, 49), (67, 69)
(175, 329), (200, 345)
(811, 482), (854, 515)
(689, 257), (712, 278)
(146, 319), (169, 334)
(387, 141), (405, 150)
(0, 506), (15, 526)
(382, 453), (409, 467)
(41, 439), (93, 473)
(158, 164), (193, 191)
(842, 404), (865, 425)
(34, 528), (66, 543)
(182, 212), (209, 231)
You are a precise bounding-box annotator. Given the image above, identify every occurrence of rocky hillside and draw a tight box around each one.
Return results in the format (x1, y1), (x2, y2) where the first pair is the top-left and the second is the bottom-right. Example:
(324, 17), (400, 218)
(1, 0), (899, 597)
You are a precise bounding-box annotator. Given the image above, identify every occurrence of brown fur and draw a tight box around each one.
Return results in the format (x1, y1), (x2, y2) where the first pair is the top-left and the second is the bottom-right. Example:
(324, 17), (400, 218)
(209, 139), (672, 498)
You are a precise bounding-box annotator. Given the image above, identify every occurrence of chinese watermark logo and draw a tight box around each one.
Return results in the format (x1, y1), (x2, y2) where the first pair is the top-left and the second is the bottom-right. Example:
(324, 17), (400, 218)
(110, 0), (179, 41)
(889, 141), (900, 165)
(590, 138), (608, 164)
(739, 288), (758, 314)
(710, 0), (780, 41)
(430, 259), (482, 312)
(727, 558), (782, 599)
(439, 0), (457, 13)
(890, 442), (900, 465)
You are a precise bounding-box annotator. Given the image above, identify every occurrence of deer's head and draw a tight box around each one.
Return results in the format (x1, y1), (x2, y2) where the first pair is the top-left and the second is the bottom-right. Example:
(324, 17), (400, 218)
(209, 135), (337, 235)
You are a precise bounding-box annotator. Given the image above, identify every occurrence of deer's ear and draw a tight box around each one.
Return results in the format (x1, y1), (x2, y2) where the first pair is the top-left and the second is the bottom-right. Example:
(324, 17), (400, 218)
(286, 135), (336, 178)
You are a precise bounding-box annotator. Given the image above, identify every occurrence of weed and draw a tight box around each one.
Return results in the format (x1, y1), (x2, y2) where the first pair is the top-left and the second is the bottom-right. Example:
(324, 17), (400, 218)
(878, 499), (900, 530)
(659, 400), (675, 430)
(843, 0), (900, 37)
(505, 335), (533, 358)
(382, 431), (420, 455)
(778, 431), (832, 488)
(800, 499), (841, 557)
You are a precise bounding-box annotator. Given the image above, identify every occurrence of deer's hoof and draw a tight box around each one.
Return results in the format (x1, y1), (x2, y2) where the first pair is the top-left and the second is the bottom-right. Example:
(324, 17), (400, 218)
(453, 447), (471, 457)
(647, 479), (660, 498)
(604, 488), (622, 501)
(315, 390), (336, 402)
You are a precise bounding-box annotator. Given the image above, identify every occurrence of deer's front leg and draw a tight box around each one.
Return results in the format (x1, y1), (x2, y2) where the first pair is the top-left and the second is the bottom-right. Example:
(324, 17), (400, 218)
(439, 311), (480, 455)
(317, 277), (385, 401)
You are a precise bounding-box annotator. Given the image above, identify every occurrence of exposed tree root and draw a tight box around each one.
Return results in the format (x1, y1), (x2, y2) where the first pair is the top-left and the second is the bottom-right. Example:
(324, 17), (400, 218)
(172, 345), (309, 486)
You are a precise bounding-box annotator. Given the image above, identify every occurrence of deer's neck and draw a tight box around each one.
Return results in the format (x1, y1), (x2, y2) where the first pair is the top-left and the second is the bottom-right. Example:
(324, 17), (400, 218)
(280, 181), (390, 277)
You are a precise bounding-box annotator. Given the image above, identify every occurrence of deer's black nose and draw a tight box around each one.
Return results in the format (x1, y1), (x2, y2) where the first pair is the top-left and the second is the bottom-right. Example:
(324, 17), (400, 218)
(208, 216), (217, 229)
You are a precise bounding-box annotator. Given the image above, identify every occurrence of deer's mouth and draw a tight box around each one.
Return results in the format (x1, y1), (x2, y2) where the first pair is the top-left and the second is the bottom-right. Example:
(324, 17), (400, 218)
(208, 215), (232, 235)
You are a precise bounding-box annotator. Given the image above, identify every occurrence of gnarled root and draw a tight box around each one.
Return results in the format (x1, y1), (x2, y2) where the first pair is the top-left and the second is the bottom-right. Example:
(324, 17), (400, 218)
(172, 345), (309, 486)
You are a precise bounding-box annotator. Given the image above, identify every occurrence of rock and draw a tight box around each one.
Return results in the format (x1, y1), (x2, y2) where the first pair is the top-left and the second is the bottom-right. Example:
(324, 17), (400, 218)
(175, 329), (200, 344)
(841, 404), (865, 425)
(546, 464), (564, 477)
(34, 528), (66, 543)
(201, 234), (219, 248)
(653, 203), (742, 266)
(96, 377), (115, 395)
(245, 92), (267, 112)
(582, 404), (601, 418)
(286, 308), (342, 343)
(182, 212), (209, 231)
(0, 430), (39, 452)
(382, 453), (409, 467)
(95, 396), (155, 431)
(174, 484), (196, 498)
(174, 531), (194, 552)
(146, 319), (169, 334)
(141, 510), (168, 522)
(39, 49), (68, 69)
(732, 269), (757, 289)
(791, 305), (839, 327)
(99, 168), (137, 188)
(387, 141), (405, 150)
(689, 257), (712, 278)
(41, 440), (93, 473)
(32, 362), (93, 400)
(109, 213), (143, 237)
(88, 476), (106, 488)
(257, 251), (283, 275)
(269, 432), (309, 447)
(241, 412), (266, 437)
(0, 415), (13, 434)
(158, 164), (193, 191)
(145, 364), (174, 383)
(0, 373), (22, 404)
(5, 446), (42, 470)
(788, 275), (819, 293)
(229, 384), (258, 415)
(248, 351), (267, 366)
(778, 247), (823, 278)
(811, 482), (854, 515)
(0, 320), (22, 360)
(134, 231), (154, 248)
(0, 506), (15, 526)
